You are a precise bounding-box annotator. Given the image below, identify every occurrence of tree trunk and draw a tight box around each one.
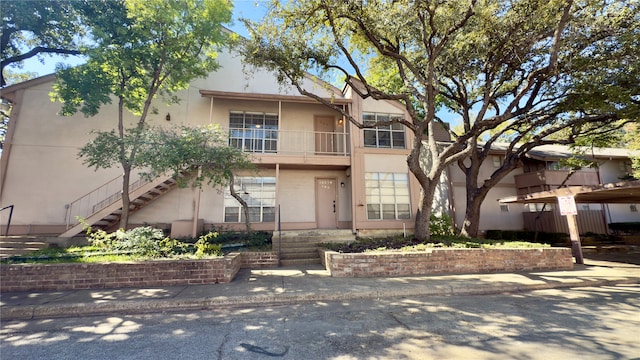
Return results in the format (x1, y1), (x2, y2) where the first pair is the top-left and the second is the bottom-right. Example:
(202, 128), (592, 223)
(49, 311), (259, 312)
(406, 139), (442, 241)
(460, 189), (487, 238)
(228, 173), (252, 234)
(119, 166), (131, 230)
(414, 185), (436, 240)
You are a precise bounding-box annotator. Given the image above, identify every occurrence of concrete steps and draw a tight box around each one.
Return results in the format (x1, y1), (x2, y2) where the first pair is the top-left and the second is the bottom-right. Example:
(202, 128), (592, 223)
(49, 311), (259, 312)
(273, 230), (355, 265)
(0, 237), (50, 259)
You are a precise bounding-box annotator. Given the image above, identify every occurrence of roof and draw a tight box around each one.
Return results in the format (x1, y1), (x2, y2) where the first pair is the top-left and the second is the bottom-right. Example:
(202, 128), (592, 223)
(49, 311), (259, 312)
(487, 143), (637, 160)
(199, 89), (351, 104)
(499, 180), (640, 204)
(0, 74), (56, 102)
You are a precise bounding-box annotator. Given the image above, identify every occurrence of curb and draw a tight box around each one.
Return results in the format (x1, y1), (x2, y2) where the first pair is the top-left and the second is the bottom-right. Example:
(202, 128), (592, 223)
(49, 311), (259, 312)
(2, 277), (638, 321)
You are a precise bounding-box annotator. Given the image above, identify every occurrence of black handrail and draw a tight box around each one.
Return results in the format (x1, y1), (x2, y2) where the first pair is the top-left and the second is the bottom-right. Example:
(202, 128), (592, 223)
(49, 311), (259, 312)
(1, 205), (14, 236)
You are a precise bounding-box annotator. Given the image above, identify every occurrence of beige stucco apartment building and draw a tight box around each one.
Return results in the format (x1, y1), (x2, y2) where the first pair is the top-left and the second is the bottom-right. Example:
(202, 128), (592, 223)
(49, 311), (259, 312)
(1, 48), (637, 239)
(0, 49), (434, 238)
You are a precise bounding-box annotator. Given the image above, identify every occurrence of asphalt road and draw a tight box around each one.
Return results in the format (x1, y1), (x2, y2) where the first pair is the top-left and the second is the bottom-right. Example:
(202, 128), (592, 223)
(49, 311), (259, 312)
(1, 284), (638, 360)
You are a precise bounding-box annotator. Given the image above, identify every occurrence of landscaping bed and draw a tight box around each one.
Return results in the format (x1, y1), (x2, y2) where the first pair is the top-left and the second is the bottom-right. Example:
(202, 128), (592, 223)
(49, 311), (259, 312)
(319, 248), (573, 277)
(0, 226), (278, 292)
(0, 251), (279, 292)
(319, 235), (573, 277)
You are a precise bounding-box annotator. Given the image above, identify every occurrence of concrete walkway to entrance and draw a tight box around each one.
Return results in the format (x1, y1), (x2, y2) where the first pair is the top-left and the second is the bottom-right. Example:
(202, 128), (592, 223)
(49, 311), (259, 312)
(1, 254), (639, 321)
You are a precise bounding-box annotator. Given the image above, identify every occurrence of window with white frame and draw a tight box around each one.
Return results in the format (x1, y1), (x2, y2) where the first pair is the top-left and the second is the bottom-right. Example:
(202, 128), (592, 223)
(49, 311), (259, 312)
(229, 111), (278, 153)
(363, 112), (405, 149)
(224, 177), (276, 223)
(365, 172), (411, 220)
(492, 156), (502, 168)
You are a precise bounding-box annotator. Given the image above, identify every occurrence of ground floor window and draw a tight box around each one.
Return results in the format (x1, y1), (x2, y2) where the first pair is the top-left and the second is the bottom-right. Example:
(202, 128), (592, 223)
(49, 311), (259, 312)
(224, 176), (276, 223)
(365, 172), (411, 220)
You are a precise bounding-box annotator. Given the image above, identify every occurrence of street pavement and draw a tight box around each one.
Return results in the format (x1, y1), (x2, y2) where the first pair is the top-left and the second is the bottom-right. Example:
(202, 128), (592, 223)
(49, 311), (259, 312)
(1, 254), (639, 321)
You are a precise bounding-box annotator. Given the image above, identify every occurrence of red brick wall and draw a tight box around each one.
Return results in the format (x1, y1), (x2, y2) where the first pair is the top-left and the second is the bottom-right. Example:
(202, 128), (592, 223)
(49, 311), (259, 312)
(0, 254), (242, 292)
(320, 248), (573, 277)
(238, 251), (279, 268)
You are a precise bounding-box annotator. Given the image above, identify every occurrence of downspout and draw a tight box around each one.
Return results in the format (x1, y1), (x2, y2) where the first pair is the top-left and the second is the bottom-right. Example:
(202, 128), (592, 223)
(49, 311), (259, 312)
(208, 97), (214, 124)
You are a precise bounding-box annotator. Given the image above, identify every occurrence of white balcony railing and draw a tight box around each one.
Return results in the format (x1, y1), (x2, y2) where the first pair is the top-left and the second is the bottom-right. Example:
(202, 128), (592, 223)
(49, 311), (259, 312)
(228, 128), (350, 156)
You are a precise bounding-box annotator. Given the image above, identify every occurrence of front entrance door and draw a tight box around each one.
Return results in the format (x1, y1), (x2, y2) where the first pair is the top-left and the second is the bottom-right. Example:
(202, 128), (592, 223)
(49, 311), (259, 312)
(314, 116), (335, 154)
(316, 178), (337, 229)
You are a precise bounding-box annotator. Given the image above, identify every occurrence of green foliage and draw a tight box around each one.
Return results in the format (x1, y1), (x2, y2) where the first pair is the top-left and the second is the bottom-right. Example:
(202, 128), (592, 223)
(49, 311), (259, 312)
(137, 124), (253, 188)
(0, 0), (106, 86)
(485, 230), (569, 245)
(52, 0), (233, 117)
(195, 232), (223, 257)
(608, 222), (640, 235)
(429, 213), (456, 236)
(206, 228), (272, 247)
(87, 226), (170, 257)
(624, 122), (640, 179)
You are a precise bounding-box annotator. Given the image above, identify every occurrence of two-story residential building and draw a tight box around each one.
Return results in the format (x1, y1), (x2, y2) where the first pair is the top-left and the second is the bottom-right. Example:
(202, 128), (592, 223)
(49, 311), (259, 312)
(0, 48), (437, 244)
(1, 47), (637, 249)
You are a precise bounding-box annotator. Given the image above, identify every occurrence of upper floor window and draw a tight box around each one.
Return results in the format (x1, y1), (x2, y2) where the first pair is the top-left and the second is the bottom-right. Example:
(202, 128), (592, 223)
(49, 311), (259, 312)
(229, 111), (278, 153)
(547, 161), (573, 171)
(365, 172), (411, 220)
(363, 112), (405, 149)
(224, 176), (276, 223)
(492, 156), (503, 168)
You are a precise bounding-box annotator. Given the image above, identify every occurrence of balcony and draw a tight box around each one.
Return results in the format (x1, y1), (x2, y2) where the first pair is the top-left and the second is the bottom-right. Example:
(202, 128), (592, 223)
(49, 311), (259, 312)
(515, 169), (599, 195)
(228, 128), (351, 167)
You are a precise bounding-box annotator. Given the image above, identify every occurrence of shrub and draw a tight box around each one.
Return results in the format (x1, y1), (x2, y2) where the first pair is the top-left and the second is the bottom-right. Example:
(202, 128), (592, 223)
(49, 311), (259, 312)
(609, 222), (640, 234)
(485, 229), (569, 245)
(323, 234), (548, 253)
(429, 213), (457, 236)
(195, 231), (222, 257)
(86, 226), (184, 257)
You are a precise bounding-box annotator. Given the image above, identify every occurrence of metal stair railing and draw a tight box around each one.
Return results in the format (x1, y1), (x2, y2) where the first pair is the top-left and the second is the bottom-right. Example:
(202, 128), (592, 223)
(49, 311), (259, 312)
(1, 205), (14, 236)
(64, 174), (156, 230)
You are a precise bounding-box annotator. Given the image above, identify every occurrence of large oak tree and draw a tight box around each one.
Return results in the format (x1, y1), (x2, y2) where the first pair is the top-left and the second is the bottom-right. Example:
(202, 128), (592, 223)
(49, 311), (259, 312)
(241, 0), (639, 240)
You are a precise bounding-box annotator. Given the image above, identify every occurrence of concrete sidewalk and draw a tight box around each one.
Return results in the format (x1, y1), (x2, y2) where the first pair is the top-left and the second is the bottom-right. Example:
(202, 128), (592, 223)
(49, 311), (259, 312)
(2, 257), (639, 321)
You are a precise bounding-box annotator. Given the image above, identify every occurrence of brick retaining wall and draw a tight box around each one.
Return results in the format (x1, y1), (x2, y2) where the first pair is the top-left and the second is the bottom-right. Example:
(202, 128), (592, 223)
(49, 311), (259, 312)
(239, 251), (279, 268)
(319, 248), (573, 277)
(0, 251), (279, 292)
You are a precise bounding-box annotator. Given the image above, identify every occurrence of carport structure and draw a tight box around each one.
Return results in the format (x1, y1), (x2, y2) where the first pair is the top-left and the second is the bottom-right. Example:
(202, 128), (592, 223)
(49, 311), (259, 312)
(499, 180), (640, 264)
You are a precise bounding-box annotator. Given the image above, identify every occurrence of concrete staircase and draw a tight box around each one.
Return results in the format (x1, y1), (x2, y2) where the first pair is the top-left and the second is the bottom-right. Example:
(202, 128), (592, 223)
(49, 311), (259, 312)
(0, 237), (50, 259)
(272, 230), (355, 266)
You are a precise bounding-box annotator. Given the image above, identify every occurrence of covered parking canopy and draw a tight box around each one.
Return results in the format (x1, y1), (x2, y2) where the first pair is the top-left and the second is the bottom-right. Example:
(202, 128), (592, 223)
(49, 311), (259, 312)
(499, 180), (640, 264)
